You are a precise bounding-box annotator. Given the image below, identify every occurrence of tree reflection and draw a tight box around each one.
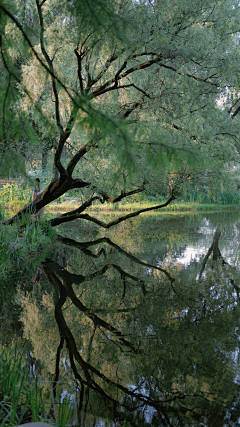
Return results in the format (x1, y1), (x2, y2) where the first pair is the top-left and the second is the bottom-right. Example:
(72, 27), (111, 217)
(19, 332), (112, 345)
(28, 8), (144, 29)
(12, 229), (240, 425)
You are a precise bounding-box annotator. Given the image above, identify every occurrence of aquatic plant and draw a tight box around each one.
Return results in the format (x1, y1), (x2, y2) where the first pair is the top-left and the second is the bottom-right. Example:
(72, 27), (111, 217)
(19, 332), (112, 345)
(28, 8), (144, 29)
(0, 345), (77, 427)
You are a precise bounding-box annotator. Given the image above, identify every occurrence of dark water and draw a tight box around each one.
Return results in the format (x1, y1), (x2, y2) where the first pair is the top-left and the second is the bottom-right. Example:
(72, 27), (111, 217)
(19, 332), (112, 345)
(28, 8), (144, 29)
(4, 210), (240, 426)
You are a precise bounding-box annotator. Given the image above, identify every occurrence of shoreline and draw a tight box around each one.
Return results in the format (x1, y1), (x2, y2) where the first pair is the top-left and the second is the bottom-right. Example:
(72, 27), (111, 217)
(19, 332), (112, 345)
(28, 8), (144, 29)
(3, 201), (240, 214)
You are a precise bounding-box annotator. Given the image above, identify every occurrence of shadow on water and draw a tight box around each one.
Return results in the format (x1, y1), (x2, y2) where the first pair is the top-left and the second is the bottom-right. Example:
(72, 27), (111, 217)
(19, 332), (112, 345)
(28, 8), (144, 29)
(3, 211), (240, 426)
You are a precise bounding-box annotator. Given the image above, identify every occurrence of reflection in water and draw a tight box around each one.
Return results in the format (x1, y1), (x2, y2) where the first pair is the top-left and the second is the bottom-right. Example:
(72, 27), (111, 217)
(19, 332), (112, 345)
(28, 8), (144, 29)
(5, 212), (240, 426)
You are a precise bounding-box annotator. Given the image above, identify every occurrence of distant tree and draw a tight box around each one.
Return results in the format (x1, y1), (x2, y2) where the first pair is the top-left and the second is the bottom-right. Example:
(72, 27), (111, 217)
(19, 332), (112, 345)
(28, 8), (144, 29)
(1, 0), (240, 227)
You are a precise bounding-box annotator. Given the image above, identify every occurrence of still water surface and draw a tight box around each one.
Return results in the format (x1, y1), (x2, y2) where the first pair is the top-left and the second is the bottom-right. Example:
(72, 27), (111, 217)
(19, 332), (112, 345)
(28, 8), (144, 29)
(4, 210), (240, 426)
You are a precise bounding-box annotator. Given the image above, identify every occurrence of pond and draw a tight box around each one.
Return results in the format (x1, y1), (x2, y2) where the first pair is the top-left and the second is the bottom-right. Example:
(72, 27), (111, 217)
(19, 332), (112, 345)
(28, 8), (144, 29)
(3, 209), (240, 426)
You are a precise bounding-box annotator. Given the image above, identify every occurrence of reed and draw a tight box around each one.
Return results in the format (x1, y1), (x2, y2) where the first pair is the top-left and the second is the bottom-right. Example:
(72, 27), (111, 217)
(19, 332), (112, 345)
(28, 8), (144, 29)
(0, 345), (76, 427)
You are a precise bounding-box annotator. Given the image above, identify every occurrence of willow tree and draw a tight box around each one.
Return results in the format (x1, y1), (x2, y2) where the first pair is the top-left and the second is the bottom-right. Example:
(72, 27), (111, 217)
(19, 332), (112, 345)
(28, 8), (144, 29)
(1, 0), (240, 228)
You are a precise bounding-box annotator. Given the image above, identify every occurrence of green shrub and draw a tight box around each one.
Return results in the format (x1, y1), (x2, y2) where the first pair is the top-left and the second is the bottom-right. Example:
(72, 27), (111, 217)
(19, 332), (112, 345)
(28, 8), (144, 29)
(0, 214), (56, 284)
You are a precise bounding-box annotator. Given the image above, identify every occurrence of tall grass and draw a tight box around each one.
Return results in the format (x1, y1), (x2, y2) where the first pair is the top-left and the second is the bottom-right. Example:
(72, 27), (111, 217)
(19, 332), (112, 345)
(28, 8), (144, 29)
(0, 182), (32, 208)
(0, 345), (76, 427)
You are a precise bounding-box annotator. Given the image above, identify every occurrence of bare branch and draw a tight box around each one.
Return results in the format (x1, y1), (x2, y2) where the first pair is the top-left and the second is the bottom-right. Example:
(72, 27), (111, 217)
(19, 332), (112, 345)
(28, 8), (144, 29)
(74, 47), (87, 92)
(50, 194), (175, 228)
(92, 82), (152, 98)
(92, 186), (146, 203)
(85, 49), (121, 90)
(66, 143), (88, 176)
(50, 195), (102, 227)
(50, 184), (146, 227)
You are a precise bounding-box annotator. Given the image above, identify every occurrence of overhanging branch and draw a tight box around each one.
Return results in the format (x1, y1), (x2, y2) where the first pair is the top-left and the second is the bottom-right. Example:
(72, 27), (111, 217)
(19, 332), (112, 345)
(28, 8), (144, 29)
(50, 194), (175, 228)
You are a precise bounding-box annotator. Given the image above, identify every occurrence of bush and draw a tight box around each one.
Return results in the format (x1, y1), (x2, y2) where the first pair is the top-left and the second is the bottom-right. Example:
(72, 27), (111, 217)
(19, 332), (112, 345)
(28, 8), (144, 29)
(0, 213), (56, 284)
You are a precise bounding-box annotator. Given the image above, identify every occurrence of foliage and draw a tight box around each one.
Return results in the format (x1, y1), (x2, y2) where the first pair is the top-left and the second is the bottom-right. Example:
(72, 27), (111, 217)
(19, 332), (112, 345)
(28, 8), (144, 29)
(0, 182), (32, 207)
(1, 0), (240, 227)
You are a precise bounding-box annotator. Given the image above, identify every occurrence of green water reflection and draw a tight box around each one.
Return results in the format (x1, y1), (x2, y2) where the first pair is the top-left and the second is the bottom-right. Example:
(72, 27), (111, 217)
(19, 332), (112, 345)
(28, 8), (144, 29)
(3, 210), (240, 426)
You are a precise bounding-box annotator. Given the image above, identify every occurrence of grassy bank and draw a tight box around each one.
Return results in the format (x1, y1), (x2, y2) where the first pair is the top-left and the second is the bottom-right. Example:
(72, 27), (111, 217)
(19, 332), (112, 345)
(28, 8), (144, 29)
(3, 200), (240, 217)
(1, 180), (240, 215)
(86, 201), (240, 213)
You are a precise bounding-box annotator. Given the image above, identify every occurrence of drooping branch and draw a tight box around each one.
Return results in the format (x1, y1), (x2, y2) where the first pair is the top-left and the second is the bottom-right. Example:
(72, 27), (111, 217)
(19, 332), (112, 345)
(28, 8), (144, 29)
(50, 194), (175, 228)
(50, 183), (146, 226)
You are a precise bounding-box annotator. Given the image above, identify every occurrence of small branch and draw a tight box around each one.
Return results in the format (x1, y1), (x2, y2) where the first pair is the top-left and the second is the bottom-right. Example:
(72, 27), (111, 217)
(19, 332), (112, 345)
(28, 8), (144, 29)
(91, 56), (218, 99)
(85, 49), (122, 90)
(92, 186), (146, 203)
(231, 105), (240, 119)
(74, 47), (87, 92)
(122, 100), (144, 118)
(92, 82), (152, 98)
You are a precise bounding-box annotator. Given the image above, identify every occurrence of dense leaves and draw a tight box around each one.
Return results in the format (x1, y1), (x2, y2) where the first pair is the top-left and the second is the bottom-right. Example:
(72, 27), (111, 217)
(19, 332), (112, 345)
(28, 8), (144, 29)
(1, 0), (240, 225)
